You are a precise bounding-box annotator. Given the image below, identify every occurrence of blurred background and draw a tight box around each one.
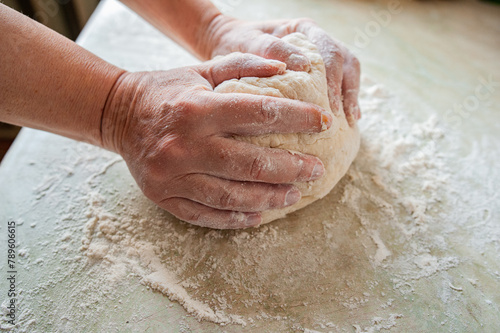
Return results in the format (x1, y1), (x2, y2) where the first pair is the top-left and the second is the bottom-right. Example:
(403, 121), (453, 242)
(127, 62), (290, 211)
(1, 0), (100, 161)
(3, 0), (99, 40)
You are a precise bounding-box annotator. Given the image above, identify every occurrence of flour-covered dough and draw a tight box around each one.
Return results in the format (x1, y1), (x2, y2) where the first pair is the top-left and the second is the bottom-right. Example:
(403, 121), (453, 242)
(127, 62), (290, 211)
(214, 33), (360, 224)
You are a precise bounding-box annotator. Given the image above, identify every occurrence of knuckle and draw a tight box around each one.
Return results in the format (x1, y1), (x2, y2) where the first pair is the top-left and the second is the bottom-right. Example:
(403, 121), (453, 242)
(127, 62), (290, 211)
(138, 145), (185, 200)
(218, 188), (237, 208)
(259, 98), (280, 125)
(323, 48), (344, 70)
(262, 37), (285, 57)
(168, 93), (208, 132)
(158, 142), (186, 171)
(171, 94), (196, 117)
(289, 154), (307, 181)
(249, 154), (272, 180)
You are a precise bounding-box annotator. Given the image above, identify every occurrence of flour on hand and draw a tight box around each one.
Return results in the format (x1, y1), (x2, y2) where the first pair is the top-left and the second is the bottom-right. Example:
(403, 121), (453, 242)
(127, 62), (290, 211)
(215, 33), (360, 224)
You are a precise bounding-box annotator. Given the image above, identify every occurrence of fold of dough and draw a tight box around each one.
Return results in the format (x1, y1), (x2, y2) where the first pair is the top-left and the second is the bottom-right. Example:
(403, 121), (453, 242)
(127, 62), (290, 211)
(215, 33), (360, 224)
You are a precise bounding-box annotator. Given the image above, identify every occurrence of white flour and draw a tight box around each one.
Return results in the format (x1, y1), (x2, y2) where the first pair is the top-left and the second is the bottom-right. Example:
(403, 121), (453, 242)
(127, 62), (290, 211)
(2, 76), (498, 332)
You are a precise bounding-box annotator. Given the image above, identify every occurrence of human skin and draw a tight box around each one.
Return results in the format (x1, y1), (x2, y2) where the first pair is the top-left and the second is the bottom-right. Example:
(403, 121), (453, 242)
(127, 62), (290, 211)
(103, 56), (334, 229)
(121, 0), (361, 125)
(0, 3), (336, 229)
(0, 4), (123, 146)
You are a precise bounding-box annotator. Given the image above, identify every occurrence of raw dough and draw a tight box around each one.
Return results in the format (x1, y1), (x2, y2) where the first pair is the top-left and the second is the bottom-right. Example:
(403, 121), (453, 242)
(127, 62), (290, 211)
(214, 33), (360, 224)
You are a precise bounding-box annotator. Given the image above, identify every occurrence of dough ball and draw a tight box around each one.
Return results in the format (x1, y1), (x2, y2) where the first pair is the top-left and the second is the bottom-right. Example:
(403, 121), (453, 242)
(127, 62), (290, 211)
(214, 33), (360, 224)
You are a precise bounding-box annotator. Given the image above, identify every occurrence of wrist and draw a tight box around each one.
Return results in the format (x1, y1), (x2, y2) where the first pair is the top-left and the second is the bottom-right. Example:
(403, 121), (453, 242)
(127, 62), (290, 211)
(198, 14), (237, 60)
(101, 71), (139, 154)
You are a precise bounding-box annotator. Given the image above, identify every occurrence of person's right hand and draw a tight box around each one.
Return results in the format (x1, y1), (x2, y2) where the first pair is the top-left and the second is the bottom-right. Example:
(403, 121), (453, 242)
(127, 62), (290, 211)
(101, 53), (332, 229)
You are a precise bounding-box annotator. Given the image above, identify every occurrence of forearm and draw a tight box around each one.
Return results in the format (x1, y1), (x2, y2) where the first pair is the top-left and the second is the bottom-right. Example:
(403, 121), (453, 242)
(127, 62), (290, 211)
(120, 0), (225, 60)
(0, 4), (125, 147)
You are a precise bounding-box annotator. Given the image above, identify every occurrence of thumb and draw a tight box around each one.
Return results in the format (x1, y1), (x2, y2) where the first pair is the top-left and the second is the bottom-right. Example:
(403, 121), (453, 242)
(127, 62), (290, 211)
(198, 53), (286, 88)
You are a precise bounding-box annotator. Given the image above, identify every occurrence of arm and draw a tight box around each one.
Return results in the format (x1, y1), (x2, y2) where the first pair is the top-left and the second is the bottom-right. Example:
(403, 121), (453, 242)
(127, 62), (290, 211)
(121, 0), (361, 126)
(0, 3), (330, 229)
(0, 4), (124, 146)
(120, 0), (223, 60)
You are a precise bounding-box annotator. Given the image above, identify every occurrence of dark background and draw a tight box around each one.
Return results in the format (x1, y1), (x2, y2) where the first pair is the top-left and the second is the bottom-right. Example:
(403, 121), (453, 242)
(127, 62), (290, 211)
(1, 0), (100, 161)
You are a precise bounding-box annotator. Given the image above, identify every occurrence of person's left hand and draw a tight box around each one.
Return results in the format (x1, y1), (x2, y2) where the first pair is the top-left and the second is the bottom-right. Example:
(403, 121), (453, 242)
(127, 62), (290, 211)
(207, 17), (361, 126)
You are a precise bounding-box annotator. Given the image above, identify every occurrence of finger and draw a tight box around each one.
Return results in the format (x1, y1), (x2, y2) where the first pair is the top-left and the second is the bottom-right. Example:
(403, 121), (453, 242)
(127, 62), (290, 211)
(202, 138), (325, 184)
(159, 197), (262, 229)
(200, 53), (286, 87)
(341, 52), (362, 126)
(247, 34), (311, 72)
(298, 24), (344, 115)
(176, 174), (301, 212)
(204, 92), (332, 136)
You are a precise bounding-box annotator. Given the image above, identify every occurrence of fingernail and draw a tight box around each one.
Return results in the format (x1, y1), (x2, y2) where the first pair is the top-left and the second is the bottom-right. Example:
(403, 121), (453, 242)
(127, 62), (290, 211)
(284, 188), (301, 206)
(265, 59), (287, 74)
(265, 59), (285, 65)
(310, 162), (324, 180)
(245, 213), (261, 228)
(321, 111), (333, 130)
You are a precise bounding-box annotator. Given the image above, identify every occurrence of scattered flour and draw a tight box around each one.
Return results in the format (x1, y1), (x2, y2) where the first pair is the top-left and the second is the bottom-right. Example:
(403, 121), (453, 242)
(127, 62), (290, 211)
(3, 76), (499, 332)
(353, 314), (403, 333)
(74, 77), (460, 328)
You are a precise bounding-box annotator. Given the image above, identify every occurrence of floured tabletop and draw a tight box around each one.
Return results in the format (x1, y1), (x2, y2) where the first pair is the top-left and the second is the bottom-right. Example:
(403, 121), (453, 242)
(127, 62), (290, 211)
(1, 0), (499, 332)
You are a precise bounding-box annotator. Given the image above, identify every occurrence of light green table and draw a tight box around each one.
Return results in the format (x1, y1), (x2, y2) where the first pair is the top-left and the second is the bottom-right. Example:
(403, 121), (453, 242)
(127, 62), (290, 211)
(1, 0), (499, 332)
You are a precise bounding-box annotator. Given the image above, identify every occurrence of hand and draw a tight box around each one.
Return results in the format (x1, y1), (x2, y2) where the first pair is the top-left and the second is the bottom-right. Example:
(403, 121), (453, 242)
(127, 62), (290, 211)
(101, 54), (332, 229)
(208, 17), (361, 126)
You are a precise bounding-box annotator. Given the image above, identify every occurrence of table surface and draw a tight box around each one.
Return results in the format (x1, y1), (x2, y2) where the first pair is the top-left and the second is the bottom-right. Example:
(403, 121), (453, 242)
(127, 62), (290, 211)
(1, 0), (499, 332)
